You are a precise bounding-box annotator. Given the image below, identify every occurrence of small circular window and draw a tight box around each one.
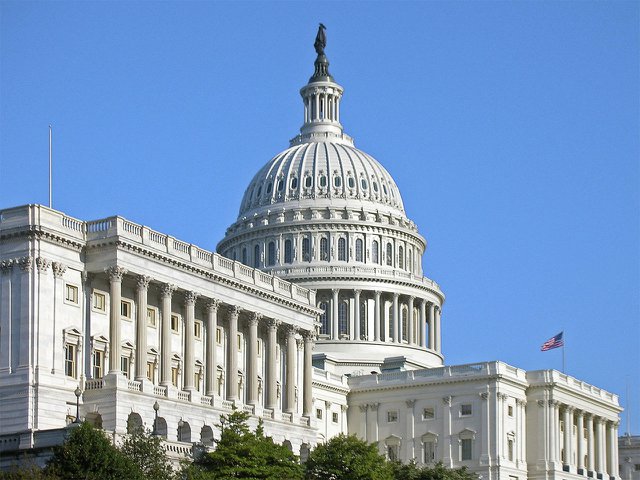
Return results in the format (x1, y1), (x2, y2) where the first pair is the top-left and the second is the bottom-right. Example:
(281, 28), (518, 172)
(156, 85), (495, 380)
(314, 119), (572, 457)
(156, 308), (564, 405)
(348, 177), (355, 188)
(361, 178), (368, 189)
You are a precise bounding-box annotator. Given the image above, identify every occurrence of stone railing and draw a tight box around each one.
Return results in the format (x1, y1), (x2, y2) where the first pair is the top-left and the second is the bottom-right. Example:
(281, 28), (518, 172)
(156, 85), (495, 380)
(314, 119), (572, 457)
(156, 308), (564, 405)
(84, 379), (104, 390)
(0, 205), (315, 306)
(526, 369), (619, 404)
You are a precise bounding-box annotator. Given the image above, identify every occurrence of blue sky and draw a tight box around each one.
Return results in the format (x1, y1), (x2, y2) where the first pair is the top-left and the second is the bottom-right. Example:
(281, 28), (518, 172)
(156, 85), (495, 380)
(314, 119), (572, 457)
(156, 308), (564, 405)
(1, 1), (638, 431)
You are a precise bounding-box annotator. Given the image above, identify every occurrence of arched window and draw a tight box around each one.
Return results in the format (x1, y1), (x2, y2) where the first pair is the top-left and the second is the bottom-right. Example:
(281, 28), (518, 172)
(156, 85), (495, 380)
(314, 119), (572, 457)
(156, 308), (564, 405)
(241, 247), (247, 265)
(319, 302), (329, 335)
(355, 239), (363, 262)
(253, 244), (261, 268)
(338, 301), (348, 336)
(284, 239), (292, 264)
(399, 246), (404, 270)
(320, 238), (328, 261)
(267, 242), (276, 266)
(372, 240), (379, 264)
(359, 301), (367, 340)
(402, 307), (408, 342)
(302, 237), (310, 262)
(386, 243), (393, 266)
(338, 238), (346, 261)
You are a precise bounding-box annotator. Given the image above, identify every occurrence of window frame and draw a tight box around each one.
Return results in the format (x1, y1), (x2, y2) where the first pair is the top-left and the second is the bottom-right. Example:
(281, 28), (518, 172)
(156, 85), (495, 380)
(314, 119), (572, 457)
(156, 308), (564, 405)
(92, 290), (106, 312)
(65, 283), (79, 305)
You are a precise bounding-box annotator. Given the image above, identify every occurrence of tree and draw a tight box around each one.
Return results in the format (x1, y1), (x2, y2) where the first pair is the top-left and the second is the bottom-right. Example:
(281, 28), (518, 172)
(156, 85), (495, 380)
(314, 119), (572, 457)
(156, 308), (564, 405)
(120, 426), (175, 480)
(185, 410), (303, 479)
(304, 434), (393, 480)
(45, 422), (144, 480)
(390, 461), (477, 480)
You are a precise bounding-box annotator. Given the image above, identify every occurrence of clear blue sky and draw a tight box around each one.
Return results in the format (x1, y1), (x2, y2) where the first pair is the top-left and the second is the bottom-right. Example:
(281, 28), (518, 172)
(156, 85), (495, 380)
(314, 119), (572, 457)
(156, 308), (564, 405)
(1, 1), (638, 431)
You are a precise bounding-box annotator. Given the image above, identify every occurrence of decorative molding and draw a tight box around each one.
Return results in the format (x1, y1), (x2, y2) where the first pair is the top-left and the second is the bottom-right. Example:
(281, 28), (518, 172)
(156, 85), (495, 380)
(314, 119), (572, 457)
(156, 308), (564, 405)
(160, 283), (177, 298)
(136, 275), (152, 291)
(229, 305), (242, 317)
(405, 399), (416, 408)
(51, 261), (67, 278)
(480, 392), (489, 401)
(19, 256), (33, 272)
(206, 298), (221, 311)
(105, 265), (127, 282)
(184, 290), (199, 305)
(442, 396), (452, 405)
(249, 312), (263, 326)
(35, 257), (50, 273)
(0, 259), (13, 272)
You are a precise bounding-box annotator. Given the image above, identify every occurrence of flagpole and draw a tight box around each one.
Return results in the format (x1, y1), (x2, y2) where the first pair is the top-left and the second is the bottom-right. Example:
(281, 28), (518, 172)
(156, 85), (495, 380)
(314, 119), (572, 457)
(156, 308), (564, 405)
(562, 330), (565, 373)
(49, 125), (52, 208)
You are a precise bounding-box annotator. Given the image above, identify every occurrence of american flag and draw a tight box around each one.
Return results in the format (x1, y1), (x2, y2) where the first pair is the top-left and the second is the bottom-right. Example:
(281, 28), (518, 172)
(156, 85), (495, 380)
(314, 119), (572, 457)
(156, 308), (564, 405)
(541, 332), (564, 351)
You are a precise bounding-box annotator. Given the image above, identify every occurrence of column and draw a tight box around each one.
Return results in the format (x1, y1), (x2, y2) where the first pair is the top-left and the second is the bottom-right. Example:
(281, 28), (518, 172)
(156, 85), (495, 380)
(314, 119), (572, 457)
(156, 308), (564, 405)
(392, 293), (399, 343)
(407, 296), (415, 344)
(226, 306), (241, 402)
(479, 392), (490, 465)
(563, 406), (573, 468)
(247, 312), (261, 405)
(586, 413), (595, 474)
(442, 396), (453, 466)
(434, 306), (442, 352)
(595, 417), (605, 476)
(106, 266), (127, 373)
(205, 299), (220, 396)
(285, 326), (297, 414)
(314, 93), (320, 121)
(303, 330), (314, 417)
(607, 422), (617, 477)
(406, 399), (416, 460)
(549, 400), (559, 464)
(160, 284), (176, 386)
(374, 291), (381, 341)
(266, 319), (279, 410)
(612, 422), (620, 478)
(135, 275), (151, 381)
(427, 302), (435, 350)
(577, 410), (585, 473)
(331, 289), (339, 340)
(419, 299), (427, 348)
(183, 291), (198, 390)
(354, 290), (361, 340)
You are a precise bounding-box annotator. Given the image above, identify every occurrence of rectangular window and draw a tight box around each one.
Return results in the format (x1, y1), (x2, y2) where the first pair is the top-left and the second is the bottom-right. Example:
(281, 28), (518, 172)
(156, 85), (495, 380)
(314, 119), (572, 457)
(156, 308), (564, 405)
(508, 439), (514, 461)
(387, 410), (398, 423)
(508, 405), (514, 416)
(146, 362), (155, 382)
(121, 300), (132, 319)
(65, 284), (78, 304)
(422, 407), (435, 420)
(147, 307), (157, 327)
(257, 339), (262, 356)
(121, 356), (130, 378)
(171, 315), (180, 332)
(194, 321), (202, 339)
(634, 464), (640, 472)
(171, 367), (179, 387)
(460, 404), (472, 416)
(423, 441), (436, 463)
(237, 333), (242, 350)
(461, 438), (472, 461)
(64, 344), (76, 378)
(216, 327), (223, 344)
(93, 292), (106, 311)
(93, 350), (104, 378)
(332, 412), (339, 423)
(316, 409), (323, 419)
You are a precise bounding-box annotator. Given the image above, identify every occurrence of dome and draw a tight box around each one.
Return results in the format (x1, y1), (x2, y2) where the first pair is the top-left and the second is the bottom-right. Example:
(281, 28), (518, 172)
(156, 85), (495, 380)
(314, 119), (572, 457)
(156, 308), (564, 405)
(237, 140), (406, 219)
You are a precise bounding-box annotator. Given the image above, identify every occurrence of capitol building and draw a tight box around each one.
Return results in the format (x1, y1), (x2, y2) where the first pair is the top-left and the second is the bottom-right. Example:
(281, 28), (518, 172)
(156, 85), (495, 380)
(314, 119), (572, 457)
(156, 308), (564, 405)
(0, 29), (623, 480)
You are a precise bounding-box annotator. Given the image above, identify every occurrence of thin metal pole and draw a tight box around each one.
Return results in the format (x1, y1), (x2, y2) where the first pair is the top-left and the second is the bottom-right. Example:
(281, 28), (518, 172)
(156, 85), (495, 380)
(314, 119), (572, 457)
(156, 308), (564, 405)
(562, 333), (565, 373)
(49, 125), (52, 208)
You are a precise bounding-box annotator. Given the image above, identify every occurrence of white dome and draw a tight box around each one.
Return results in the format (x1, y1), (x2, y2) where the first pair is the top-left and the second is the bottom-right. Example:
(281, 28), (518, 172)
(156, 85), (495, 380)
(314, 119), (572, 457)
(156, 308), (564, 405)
(238, 140), (405, 219)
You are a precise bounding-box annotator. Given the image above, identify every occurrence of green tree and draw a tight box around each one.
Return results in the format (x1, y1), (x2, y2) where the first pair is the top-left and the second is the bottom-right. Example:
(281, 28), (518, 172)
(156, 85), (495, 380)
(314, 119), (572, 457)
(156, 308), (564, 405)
(390, 461), (477, 480)
(186, 410), (303, 480)
(45, 422), (144, 480)
(304, 434), (393, 480)
(120, 426), (175, 480)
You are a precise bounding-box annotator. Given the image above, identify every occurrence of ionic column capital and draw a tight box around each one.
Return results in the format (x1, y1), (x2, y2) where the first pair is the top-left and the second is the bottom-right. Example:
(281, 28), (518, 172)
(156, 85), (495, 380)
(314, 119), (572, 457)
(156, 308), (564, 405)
(105, 265), (127, 282)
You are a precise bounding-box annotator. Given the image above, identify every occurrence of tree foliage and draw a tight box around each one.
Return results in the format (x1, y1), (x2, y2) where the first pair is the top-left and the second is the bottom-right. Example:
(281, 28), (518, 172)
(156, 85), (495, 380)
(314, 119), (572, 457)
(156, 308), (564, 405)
(304, 434), (393, 480)
(390, 461), (477, 480)
(120, 426), (175, 480)
(185, 410), (303, 480)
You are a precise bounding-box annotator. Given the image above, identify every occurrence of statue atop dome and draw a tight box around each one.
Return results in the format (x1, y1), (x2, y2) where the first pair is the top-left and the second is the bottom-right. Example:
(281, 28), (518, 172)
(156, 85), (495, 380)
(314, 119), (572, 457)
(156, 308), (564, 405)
(314, 23), (327, 55)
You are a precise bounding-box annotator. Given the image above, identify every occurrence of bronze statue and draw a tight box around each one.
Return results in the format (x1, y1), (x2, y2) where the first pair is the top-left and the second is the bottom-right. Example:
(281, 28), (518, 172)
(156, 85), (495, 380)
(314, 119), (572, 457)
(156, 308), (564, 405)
(314, 23), (326, 55)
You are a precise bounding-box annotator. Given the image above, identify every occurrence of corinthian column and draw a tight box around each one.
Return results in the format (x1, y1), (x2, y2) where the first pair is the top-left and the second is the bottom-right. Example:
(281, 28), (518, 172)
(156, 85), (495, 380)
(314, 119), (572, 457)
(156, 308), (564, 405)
(407, 296), (415, 344)
(434, 306), (442, 352)
(427, 302), (435, 350)
(353, 290), (361, 340)
(247, 312), (261, 406)
(419, 299), (427, 348)
(285, 326), (298, 414)
(160, 283), (176, 386)
(392, 293), (399, 343)
(303, 330), (314, 417)
(183, 291), (199, 391)
(586, 413), (595, 474)
(331, 289), (339, 340)
(563, 406), (573, 469)
(266, 319), (280, 410)
(135, 275), (152, 381)
(106, 266), (127, 373)
(374, 291), (381, 342)
(205, 299), (220, 396)
(226, 306), (241, 402)
(576, 410), (585, 473)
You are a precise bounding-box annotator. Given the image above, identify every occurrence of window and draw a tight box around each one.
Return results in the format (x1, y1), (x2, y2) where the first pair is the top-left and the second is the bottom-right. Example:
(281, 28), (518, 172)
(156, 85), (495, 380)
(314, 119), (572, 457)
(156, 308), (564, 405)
(266, 182), (272, 194)
(355, 239), (363, 262)
(422, 407), (435, 420)
(171, 367), (179, 387)
(338, 238), (346, 261)
(334, 176), (342, 188)
(402, 308), (408, 341)
(386, 243), (393, 266)
(290, 177), (298, 190)
(508, 439), (514, 461)
(256, 185), (262, 198)
(284, 239), (293, 264)
(147, 307), (157, 327)
(634, 465), (640, 472)
(302, 237), (310, 261)
(320, 238), (328, 261)
(348, 177), (355, 188)
(93, 350), (104, 378)
(373, 181), (379, 192)
(387, 411), (398, 423)
(319, 175), (327, 188)
(237, 333), (243, 350)
(241, 247), (247, 265)
(121, 356), (130, 379)
(267, 241), (276, 266)
(305, 176), (312, 188)
(398, 246), (404, 269)
(423, 441), (436, 463)
(194, 321), (202, 339)
(360, 178), (368, 189)
(254, 244), (261, 268)
(64, 344), (76, 378)
(216, 327), (223, 344)
(319, 302), (329, 335)
(338, 301), (348, 336)
(508, 405), (514, 417)
(332, 412), (339, 423)
(316, 409), (323, 419)
(277, 179), (284, 192)
(383, 184), (388, 195)
(146, 362), (155, 381)
(359, 302), (367, 339)
(460, 404), (472, 416)
(461, 438), (472, 461)
(65, 284), (78, 304)
(121, 300), (132, 319)
(171, 315), (180, 332)
(372, 240), (379, 264)
(387, 445), (399, 462)
(93, 292), (106, 311)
